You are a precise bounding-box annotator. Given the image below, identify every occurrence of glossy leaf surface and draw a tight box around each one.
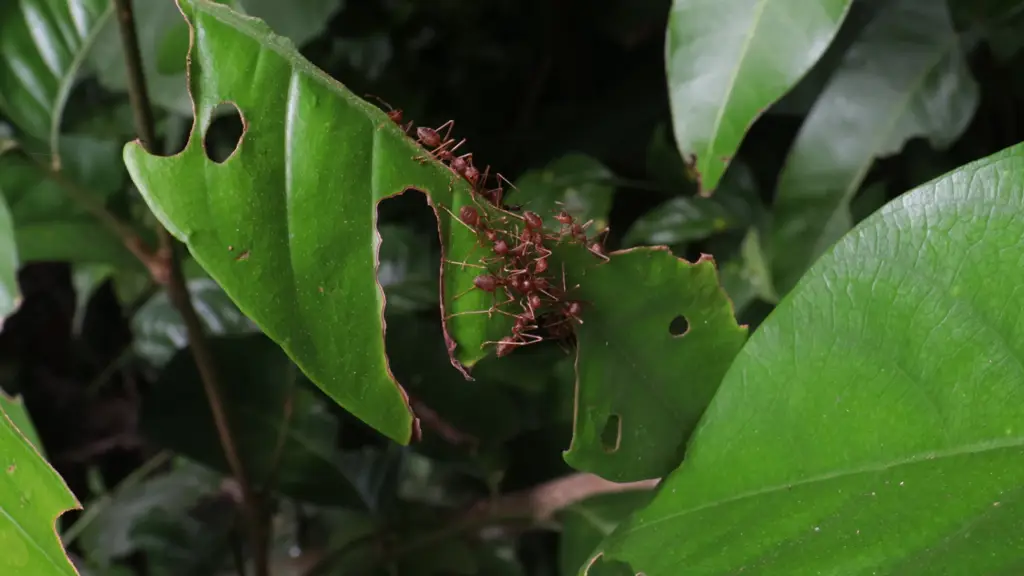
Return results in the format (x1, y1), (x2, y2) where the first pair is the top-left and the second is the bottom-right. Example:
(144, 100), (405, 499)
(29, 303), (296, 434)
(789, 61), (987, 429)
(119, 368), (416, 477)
(0, 398), (80, 575)
(0, 0), (111, 157)
(123, 0), (483, 444)
(665, 0), (851, 193)
(770, 0), (979, 294)
(560, 245), (747, 481)
(593, 143), (1024, 575)
(145, 334), (375, 506)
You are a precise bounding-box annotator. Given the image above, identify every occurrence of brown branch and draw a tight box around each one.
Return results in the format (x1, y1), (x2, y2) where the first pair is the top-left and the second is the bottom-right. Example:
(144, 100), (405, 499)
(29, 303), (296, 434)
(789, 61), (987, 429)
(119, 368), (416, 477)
(110, 1), (270, 575)
(409, 396), (479, 451)
(22, 154), (168, 282)
(390, 472), (659, 561)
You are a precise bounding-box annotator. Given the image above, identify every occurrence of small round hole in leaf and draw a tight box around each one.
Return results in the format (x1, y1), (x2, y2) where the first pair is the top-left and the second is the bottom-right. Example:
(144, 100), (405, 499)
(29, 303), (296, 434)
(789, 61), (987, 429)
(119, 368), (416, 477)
(203, 102), (245, 164)
(669, 314), (689, 336)
(601, 414), (621, 453)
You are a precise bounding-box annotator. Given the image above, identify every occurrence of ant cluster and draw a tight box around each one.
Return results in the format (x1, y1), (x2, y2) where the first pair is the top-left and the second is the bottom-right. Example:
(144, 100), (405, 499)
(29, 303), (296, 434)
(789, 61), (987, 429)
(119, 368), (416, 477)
(369, 96), (610, 358)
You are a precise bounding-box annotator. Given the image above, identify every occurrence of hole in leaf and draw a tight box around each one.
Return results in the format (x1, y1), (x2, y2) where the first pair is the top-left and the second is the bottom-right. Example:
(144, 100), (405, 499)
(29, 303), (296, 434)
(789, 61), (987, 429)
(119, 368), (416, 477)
(669, 314), (689, 336)
(601, 414), (621, 453)
(203, 102), (245, 164)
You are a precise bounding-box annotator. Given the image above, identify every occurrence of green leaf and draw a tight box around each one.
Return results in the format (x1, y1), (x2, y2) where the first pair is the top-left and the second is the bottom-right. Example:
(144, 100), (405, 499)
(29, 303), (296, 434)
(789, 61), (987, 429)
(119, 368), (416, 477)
(0, 138), (139, 271)
(0, 189), (18, 319)
(0, 396), (80, 575)
(511, 154), (616, 232)
(76, 460), (226, 570)
(0, 0), (112, 159)
(123, 0), (481, 444)
(770, 0), (979, 295)
(131, 278), (258, 367)
(144, 333), (380, 507)
(717, 227), (777, 313)
(624, 161), (760, 247)
(559, 245), (747, 481)
(558, 490), (654, 576)
(665, 0), (851, 193)
(88, 0), (344, 116)
(592, 143), (1024, 574)
(0, 393), (42, 457)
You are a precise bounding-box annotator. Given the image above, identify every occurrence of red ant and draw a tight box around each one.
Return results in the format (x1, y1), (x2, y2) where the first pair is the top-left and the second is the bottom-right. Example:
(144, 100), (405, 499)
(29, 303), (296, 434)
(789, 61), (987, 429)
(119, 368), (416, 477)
(365, 94), (412, 132)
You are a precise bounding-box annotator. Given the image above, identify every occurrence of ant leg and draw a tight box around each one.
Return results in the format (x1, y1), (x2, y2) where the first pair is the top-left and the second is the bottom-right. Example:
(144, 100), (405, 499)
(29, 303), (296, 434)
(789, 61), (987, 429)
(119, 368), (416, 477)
(437, 203), (479, 235)
(436, 119), (455, 141)
(445, 293), (517, 320)
(442, 259), (488, 270)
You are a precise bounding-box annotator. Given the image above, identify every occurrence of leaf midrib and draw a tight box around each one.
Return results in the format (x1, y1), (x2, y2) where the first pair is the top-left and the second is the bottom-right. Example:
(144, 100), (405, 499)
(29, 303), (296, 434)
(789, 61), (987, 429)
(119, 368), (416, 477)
(700, 0), (769, 182)
(616, 435), (1024, 537)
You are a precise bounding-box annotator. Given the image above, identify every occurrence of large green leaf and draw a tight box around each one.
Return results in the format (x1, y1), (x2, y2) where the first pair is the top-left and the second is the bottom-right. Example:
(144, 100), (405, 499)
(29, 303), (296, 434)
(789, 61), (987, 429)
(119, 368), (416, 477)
(0, 138), (140, 271)
(0, 0), (111, 158)
(0, 397), (80, 575)
(559, 245), (747, 482)
(122, 0), (485, 444)
(665, 0), (851, 194)
(769, 0), (979, 295)
(88, 0), (344, 116)
(558, 490), (654, 576)
(589, 143), (1024, 574)
(144, 334), (377, 507)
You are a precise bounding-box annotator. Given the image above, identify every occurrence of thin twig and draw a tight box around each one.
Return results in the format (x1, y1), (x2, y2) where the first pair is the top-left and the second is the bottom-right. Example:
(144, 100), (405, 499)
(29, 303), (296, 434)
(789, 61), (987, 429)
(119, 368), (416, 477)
(388, 473), (659, 562)
(110, 1), (270, 575)
(408, 395), (479, 451)
(22, 153), (167, 280)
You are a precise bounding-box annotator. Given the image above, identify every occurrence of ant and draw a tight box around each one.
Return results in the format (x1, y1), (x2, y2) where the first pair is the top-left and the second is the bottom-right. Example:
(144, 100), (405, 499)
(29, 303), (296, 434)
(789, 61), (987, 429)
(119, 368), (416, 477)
(365, 94), (412, 132)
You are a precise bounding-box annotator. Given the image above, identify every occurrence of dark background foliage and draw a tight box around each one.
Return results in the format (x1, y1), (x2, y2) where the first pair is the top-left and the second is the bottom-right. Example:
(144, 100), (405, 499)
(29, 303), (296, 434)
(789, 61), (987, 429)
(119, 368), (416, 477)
(2, 0), (1023, 573)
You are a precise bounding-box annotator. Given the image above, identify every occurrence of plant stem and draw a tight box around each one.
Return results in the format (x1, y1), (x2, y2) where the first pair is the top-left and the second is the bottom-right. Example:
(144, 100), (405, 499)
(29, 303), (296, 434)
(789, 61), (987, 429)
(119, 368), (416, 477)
(110, 1), (270, 575)
(388, 473), (659, 562)
(22, 154), (166, 280)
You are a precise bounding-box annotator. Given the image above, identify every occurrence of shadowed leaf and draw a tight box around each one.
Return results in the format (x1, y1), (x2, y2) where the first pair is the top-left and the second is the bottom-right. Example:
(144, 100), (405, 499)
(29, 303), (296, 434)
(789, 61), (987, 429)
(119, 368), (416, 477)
(559, 245), (747, 481)
(770, 0), (979, 295)
(0, 0), (111, 159)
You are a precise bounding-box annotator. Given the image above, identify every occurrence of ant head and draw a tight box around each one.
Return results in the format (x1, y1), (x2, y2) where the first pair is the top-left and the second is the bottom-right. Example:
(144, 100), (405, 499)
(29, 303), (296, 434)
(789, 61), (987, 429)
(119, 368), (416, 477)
(566, 301), (583, 317)
(496, 339), (517, 357)
(473, 274), (498, 292)
(523, 211), (543, 230)
(464, 165), (480, 186)
(528, 292), (543, 310)
(416, 126), (440, 148)
(458, 205), (480, 227)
